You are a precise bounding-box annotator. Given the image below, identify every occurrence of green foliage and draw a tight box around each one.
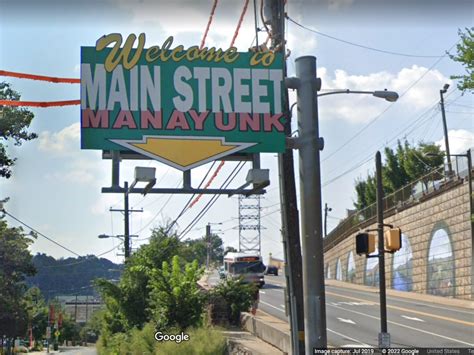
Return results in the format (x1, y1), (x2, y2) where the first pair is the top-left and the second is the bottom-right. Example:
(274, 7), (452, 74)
(97, 324), (226, 355)
(155, 326), (227, 355)
(353, 141), (444, 211)
(210, 277), (256, 325)
(149, 256), (205, 331)
(28, 253), (122, 300)
(0, 82), (37, 178)
(181, 233), (224, 266)
(23, 287), (48, 342)
(0, 218), (36, 336)
(449, 27), (474, 93)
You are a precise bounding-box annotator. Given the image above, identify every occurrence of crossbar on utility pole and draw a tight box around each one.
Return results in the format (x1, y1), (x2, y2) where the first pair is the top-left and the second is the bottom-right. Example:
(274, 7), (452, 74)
(294, 55), (327, 351)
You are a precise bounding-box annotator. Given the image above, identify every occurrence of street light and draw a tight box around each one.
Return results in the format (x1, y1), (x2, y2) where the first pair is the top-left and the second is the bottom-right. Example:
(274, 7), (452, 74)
(286, 59), (399, 351)
(439, 83), (453, 176)
(318, 89), (399, 102)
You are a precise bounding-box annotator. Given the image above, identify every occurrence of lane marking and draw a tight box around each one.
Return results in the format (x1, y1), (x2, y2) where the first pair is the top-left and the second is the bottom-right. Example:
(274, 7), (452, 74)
(337, 317), (356, 324)
(259, 291), (266, 294)
(280, 304), (286, 309)
(327, 328), (371, 347)
(259, 301), (285, 313)
(325, 285), (474, 315)
(326, 291), (474, 326)
(327, 303), (474, 347)
(401, 315), (424, 322)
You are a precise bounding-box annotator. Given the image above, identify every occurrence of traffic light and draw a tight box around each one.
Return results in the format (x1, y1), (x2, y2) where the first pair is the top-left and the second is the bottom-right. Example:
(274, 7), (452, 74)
(355, 232), (376, 256)
(384, 228), (402, 253)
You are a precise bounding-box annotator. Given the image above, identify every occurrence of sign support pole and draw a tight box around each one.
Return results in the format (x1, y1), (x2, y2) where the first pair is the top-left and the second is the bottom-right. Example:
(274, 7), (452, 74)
(294, 56), (327, 351)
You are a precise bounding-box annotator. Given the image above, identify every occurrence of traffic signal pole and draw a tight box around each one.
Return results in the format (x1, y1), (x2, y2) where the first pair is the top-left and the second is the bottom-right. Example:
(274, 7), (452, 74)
(376, 151), (390, 347)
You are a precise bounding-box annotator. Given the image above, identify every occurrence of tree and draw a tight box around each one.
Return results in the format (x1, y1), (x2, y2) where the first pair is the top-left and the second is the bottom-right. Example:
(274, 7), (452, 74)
(0, 218), (36, 336)
(0, 82), (37, 178)
(449, 27), (474, 93)
(353, 141), (444, 211)
(23, 287), (48, 343)
(182, 233), (224, 266)
(148, 255), (205, 331)
(94, 227), (183, 332)
(224, 246), (238, 254)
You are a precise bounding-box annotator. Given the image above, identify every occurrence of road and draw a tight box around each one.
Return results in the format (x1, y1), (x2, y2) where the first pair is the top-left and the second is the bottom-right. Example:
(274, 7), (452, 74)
(29, 346), (97, 355)
(258, 274), (474, 348)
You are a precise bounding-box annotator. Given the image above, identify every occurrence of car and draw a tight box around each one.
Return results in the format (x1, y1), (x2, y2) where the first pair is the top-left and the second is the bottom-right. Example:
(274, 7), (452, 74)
(218, 266), (226, 279)
(265, 265), (278, 276)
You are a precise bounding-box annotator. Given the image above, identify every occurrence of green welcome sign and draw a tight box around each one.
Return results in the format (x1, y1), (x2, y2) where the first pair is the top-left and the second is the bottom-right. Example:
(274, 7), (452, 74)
(80, 34), (285, 171)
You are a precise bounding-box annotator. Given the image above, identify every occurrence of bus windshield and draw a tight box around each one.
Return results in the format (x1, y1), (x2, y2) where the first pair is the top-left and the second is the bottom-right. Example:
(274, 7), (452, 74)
(231, 261), (265, 274)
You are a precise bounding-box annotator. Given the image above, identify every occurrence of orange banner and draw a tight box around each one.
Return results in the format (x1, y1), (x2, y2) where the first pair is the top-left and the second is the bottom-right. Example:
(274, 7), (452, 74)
(0, 99), (80, 107)
(0, 70), (80, 83)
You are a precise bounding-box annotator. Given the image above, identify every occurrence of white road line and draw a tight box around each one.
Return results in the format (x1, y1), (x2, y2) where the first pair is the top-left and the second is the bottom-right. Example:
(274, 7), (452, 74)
(327, 303), (474, 347)
(325, 285), (474, 315)
(337, 317), (356, 324)
(259, 301), (285, 313)
(401, 315), (425, 322)
(327, 328), (371, 347)
(259, 291), (266, 294)
(280, 304), (286, 309)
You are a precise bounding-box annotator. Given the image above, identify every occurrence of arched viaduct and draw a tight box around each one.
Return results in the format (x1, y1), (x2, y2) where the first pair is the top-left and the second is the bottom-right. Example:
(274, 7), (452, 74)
(323, 169), (473, 300)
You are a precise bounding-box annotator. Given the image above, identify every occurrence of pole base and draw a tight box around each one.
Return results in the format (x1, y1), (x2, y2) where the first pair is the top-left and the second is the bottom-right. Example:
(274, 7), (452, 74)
(378, 332), (390, 348)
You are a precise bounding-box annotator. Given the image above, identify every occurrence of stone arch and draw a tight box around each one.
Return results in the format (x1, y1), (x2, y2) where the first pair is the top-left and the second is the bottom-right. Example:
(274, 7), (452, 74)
(426, 221), (455, 296)
(392, 233), (413, 291)
(346, 251), (356, 283)
(336, 257), (343, 280)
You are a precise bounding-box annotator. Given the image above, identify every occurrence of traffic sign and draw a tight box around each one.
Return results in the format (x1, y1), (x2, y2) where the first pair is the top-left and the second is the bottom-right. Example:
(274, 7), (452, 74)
(81, 34), (285, 170)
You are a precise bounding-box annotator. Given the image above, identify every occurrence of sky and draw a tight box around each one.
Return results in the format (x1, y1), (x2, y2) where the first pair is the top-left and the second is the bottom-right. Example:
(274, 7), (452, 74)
(0, 0), (473, 265)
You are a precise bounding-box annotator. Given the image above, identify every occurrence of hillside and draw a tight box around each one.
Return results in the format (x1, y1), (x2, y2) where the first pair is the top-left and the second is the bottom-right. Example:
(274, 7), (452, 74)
(27, 253), (123, 300)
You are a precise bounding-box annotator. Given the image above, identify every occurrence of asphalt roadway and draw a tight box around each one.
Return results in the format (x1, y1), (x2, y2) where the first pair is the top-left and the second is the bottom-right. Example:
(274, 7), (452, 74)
(257, 274), (474, 348)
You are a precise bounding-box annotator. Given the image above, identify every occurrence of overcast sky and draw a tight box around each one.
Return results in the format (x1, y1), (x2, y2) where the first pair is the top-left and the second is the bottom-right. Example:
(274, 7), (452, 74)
(1, 0), (472, 264)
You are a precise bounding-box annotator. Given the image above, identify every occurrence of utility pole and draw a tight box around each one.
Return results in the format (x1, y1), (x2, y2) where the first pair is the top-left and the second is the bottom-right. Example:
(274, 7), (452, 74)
(376, 151), (390, 348)
(206, 224), (211, 269)
(267, 0), (305, 353)
(440, 84), (453, 177)
(110, 181), (143, 259)
(324, 203), (332, 238)
(288, 55), (327, 351)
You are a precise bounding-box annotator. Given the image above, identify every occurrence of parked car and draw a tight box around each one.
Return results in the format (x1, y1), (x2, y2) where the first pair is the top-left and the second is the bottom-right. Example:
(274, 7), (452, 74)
(265, 265), (278, 276)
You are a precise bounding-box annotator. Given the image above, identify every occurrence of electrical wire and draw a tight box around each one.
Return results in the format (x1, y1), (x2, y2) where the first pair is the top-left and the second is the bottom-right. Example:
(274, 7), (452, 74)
(321, 42), (458, 164)
(2, 209), (81, 257)
(286, 16), (444, 58)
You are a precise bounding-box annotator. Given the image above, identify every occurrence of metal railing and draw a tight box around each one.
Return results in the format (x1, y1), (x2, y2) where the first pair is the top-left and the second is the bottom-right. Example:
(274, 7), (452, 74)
(324, 160), (470, 251)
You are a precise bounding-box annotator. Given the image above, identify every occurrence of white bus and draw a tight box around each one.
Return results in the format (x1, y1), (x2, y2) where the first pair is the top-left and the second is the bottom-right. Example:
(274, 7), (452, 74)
(223, 252), (265, 288)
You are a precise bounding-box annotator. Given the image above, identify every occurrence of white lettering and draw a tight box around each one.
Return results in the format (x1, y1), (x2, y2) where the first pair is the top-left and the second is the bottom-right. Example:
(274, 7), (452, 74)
(81, 64), (106, 110)
(269, 69), (283, 114)
(194, 67), (210, 112)
(107, 65), (129, 110)
(233, 68), (251, 113)
(140, 66), (161, 112)
(211, 67), (232, 113)
(173, 66), (193, 112)
(251, 69), (269, 113)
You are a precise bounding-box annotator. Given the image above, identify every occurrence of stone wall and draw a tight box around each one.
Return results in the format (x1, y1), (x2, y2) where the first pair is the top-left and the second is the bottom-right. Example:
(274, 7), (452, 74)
(324, 180), (472, 300)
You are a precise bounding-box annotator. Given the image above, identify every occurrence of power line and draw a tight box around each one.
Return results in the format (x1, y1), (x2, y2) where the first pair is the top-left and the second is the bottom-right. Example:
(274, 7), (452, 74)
(321, 42), (458, 163)
(286, 15), (444, 58)
(2, 209), (81, 257)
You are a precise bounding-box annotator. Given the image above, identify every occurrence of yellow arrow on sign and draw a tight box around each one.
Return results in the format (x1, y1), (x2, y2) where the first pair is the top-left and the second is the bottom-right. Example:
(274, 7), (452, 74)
(110, 136), (257, 171)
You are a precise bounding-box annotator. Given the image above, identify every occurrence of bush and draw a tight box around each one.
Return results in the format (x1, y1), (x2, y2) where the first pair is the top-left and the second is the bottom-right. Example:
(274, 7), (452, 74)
(154, 326), (226, 355)
(210, 277), (256, 325)
(96, 324), (226, 355)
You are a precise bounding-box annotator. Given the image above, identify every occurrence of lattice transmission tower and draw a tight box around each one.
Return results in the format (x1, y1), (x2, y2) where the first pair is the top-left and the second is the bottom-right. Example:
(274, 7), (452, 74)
(238, 195), (264, 254)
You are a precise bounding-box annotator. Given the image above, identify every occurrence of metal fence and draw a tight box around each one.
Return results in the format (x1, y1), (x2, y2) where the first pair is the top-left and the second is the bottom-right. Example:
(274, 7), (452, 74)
(324, 160), (470, 251)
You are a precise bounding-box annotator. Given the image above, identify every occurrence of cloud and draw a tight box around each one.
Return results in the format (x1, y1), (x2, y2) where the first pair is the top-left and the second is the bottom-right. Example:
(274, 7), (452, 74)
(39, 123), (80, 156)
(436, 129), (474, 154)
(317, 65), (450, 124)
